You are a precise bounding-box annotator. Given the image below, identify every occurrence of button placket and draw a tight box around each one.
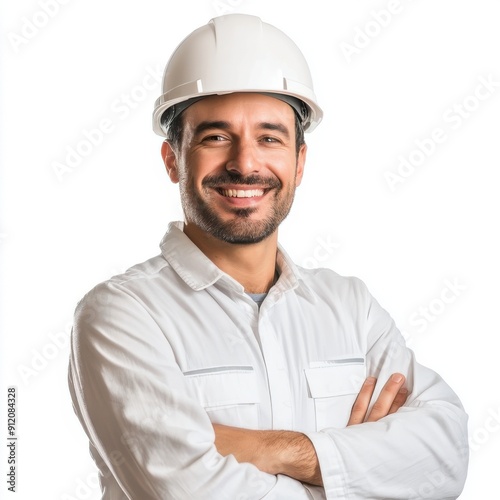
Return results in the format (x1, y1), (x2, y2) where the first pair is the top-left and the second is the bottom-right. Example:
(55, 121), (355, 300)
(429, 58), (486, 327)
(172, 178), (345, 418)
(257, 314), (293, 430)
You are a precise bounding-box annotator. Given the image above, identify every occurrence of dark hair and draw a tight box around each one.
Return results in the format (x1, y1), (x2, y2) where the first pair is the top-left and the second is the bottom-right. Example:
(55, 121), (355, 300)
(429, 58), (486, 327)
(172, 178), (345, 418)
(161, 104), (306, 156)
(161, 105), (184, 153)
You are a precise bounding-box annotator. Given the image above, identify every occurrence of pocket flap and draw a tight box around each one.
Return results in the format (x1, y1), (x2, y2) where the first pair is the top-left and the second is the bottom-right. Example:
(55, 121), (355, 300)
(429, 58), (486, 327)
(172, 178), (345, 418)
(184, 366), (259, 408)
(305, 360), (366, 398)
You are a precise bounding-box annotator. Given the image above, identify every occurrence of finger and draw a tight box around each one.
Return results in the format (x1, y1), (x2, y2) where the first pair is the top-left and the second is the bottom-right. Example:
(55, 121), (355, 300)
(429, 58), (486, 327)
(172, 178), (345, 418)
(388, 387), (409, 415)
(366, 373), (406, 423)
(347, 377), (377, 426)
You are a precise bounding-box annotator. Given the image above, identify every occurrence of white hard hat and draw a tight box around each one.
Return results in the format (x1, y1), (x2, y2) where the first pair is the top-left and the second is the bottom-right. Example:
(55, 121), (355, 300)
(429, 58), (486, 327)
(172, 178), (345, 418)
(152, 13), (323, 137)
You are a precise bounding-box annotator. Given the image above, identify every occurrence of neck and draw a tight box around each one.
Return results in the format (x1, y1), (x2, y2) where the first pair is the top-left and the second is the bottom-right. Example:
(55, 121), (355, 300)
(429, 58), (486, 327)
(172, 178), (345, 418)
(183, 223), (278, 293)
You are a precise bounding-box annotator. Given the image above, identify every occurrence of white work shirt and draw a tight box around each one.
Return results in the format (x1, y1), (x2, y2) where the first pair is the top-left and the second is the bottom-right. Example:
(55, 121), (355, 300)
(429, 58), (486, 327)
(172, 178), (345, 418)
(69, 222), (469, 499)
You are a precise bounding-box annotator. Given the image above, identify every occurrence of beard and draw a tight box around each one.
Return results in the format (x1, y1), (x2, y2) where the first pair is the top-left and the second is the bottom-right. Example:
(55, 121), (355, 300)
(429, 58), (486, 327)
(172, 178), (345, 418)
(179, 170), (297, 245)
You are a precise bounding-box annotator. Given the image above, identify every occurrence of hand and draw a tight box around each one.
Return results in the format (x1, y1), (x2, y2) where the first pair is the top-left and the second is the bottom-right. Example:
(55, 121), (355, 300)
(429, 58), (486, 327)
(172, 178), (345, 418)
(347, 373), (408, 426)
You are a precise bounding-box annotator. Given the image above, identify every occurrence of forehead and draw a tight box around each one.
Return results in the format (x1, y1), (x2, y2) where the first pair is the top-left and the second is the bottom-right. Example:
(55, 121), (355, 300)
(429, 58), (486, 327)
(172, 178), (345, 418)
(182, 93), (295, 128)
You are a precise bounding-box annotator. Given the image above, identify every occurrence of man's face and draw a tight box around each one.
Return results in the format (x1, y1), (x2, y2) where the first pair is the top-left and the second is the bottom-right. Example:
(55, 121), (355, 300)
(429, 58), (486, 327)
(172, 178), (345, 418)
(164, 93), (307, 245)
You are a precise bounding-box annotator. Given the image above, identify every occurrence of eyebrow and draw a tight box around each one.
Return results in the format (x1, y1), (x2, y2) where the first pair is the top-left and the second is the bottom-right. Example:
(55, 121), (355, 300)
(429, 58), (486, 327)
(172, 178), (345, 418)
(193, 120), (290, 139)
(259, 122), (290, 139)
(194, 121), (231, 136)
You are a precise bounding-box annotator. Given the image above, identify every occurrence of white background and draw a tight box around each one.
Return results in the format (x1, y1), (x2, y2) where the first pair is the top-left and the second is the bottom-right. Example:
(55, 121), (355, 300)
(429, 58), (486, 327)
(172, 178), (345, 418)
(1, 0), (499, 498)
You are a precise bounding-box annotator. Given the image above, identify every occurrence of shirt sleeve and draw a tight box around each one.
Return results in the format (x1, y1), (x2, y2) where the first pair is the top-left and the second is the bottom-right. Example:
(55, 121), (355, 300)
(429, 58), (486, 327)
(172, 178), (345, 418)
(305, 279), (469, 500)
(68, 281), (319, 500)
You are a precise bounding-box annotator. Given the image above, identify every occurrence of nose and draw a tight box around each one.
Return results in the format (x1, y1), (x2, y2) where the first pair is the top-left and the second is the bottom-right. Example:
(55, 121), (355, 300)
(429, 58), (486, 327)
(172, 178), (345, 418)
(225, 140), (260, 175)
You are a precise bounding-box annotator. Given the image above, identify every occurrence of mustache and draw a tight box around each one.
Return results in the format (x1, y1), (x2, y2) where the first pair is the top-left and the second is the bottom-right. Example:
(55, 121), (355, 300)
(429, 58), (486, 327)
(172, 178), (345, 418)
(202, 171), (281, 190)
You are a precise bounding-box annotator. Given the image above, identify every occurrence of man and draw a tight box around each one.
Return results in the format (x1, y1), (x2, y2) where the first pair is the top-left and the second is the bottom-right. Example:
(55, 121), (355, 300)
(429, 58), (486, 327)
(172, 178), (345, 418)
(69, 14), (469, 499)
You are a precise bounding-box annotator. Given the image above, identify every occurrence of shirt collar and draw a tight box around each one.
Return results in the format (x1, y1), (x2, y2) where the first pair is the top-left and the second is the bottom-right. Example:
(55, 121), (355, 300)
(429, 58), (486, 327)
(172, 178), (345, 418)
(159, 221), (315, 301)
(275, 244), (316, 303)
(160, 222), (227, 291)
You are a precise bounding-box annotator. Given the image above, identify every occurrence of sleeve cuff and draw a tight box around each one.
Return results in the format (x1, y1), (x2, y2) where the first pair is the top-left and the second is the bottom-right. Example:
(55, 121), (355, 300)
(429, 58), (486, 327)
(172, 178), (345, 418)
(305, 431), (349, 500)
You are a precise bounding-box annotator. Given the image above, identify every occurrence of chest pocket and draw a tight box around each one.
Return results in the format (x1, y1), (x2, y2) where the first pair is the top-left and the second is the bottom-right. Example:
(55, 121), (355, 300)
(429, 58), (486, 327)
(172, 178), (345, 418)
(304, 358), (366, 431)
(183, 366), (260, 428)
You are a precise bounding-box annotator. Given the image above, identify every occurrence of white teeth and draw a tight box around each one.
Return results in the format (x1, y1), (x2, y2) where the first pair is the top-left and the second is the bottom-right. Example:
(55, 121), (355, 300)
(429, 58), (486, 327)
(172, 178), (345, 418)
(221, 189), (264, 198)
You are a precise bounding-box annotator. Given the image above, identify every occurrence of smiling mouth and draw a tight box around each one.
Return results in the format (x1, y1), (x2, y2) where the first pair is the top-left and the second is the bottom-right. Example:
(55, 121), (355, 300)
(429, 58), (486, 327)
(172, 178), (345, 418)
(217, 188), (266, 198)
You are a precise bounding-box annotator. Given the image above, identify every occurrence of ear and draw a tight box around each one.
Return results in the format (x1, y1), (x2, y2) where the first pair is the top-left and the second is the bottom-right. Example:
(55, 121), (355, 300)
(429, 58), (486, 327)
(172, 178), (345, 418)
(161, 141), (180, 183)
(295, 143), (307, 187)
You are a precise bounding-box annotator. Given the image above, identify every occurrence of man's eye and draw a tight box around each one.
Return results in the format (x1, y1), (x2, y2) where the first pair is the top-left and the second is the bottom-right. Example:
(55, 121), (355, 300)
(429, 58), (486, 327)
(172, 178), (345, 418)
(203, 135), (226, 142)
(261, 136), (280, 143)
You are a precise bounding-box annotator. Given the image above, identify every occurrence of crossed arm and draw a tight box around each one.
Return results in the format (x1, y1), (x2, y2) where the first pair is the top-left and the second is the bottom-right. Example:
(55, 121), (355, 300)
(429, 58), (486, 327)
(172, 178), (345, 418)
(71, 280), (468, 498)
(213, 372), (408, 486)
